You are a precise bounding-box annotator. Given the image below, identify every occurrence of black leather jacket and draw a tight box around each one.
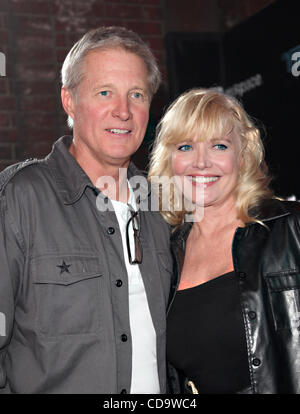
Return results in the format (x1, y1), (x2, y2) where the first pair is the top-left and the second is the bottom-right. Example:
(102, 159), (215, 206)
(167, 199), (300, 394)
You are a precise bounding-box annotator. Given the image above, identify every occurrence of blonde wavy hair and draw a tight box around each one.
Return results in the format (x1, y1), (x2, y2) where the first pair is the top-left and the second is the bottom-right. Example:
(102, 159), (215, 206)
(148, 88), (273, 227)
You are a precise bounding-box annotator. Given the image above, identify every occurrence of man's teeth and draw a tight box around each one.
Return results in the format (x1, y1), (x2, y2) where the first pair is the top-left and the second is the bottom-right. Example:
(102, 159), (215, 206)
(189, 176), (218, 183)
(108, 129), (130, 134)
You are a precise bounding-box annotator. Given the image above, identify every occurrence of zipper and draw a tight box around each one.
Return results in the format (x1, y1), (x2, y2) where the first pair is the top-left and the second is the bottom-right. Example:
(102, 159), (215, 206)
(232, 225), (255, 394)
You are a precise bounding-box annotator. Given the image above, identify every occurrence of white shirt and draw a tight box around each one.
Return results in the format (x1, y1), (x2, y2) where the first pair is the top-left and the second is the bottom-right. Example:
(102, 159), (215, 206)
(111, 184), (160, 394)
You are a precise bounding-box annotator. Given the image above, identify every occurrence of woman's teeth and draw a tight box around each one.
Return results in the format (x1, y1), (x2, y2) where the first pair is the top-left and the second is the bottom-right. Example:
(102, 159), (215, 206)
(189, 176), (218, 183)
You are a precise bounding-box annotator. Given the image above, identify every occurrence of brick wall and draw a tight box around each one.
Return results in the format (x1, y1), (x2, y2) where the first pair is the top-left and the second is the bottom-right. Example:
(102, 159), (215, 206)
(218, 0), (276, 30)
(0, 0), (277, 170)
(0, 0), (165, 170)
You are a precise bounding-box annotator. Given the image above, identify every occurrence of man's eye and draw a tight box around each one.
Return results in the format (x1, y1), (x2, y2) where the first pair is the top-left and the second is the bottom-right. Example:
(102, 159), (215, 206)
(99, 91), (109, 96)
(132, 92), (142, 99)
(177, 144), (192, 151)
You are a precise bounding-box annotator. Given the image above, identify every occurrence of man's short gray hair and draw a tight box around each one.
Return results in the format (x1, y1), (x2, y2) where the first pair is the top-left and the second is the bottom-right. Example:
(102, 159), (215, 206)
(61, 26), (161, 98)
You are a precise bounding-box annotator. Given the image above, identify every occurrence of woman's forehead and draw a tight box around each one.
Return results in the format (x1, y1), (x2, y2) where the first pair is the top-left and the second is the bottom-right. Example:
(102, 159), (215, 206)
(183, 125), (236, 142)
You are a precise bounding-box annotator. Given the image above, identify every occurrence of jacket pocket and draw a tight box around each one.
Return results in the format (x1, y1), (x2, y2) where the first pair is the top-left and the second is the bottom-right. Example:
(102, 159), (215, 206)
(266, 269), (300, 331)
(31, 254), (103, 337)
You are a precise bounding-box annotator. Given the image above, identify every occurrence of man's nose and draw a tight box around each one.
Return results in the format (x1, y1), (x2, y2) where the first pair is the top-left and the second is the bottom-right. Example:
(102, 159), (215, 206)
(112, 96), (132, 121)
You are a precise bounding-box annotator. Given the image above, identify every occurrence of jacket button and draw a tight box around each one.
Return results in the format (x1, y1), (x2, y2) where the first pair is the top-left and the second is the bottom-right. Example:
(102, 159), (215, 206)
(121, 334), (128, 342)
(239, 272), (246, 280)
(107, 227), (115, 235)
(252, 358), (261, 367)
(248, 311), (257, 320)
(116, 279), (123, 287)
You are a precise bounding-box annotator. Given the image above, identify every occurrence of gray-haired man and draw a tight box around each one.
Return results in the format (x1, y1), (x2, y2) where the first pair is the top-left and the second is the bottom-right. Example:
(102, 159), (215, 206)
(0, 26), (172, 394)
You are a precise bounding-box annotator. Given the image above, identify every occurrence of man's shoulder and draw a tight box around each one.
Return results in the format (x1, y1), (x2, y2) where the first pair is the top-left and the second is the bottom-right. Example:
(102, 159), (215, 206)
(0, 136), (73, 194)
(0, 157), (49, 194)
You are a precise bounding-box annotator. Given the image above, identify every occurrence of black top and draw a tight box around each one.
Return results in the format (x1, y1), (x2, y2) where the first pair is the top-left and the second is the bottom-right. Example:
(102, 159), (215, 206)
(167, 271), (250, 394)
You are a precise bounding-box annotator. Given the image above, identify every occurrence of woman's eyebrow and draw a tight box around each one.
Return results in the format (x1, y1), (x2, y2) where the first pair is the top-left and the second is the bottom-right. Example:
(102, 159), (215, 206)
(210, 137), (232, 143)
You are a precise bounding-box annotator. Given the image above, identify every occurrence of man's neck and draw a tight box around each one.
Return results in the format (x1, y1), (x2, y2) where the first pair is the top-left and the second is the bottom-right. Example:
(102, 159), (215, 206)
(69, 141), (130, 202)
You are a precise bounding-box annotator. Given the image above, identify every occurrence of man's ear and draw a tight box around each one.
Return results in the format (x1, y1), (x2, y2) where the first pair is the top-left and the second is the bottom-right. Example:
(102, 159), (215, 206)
(61, 87), (76, 119)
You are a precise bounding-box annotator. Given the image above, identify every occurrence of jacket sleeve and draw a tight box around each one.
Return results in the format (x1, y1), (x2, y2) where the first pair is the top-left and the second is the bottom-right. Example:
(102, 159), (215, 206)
(0, 193), (24, 392)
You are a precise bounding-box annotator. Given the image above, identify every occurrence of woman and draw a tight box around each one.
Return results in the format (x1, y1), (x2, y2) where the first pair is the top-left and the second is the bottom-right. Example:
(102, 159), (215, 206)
(148, 88), (300, 394)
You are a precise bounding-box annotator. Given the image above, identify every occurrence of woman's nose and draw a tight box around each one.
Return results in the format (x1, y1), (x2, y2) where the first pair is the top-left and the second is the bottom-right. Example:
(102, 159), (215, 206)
(193, 143), (212, 169)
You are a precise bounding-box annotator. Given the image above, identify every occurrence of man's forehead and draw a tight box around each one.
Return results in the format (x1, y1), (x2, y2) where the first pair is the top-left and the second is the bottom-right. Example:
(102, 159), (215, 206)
(83, 46), (142, 64)
(79, 47), (150, 92)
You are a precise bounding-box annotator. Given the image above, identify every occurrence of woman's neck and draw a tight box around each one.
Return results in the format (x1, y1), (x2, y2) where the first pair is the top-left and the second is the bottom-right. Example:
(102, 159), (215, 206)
(192, 199), (244, 237)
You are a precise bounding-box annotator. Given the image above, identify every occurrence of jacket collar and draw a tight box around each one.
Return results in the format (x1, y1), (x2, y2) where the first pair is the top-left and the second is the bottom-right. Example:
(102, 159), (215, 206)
(170, 222), (192, 246)
(171, 198), (293, 245)
(249, 198), (291, 222)
(45, 136), (150, 205)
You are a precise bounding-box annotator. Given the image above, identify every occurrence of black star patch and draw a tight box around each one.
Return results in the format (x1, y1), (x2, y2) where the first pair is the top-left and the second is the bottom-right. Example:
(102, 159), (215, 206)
(57, 260), (72, 274)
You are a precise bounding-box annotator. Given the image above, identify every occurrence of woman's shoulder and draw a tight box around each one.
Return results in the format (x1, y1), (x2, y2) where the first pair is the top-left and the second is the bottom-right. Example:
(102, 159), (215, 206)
(273, 199), (300, 216)
(253, 198), (300, 222)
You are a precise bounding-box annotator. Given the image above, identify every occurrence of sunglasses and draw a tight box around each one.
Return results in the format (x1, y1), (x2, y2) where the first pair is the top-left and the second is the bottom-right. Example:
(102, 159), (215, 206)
(126, 205), (143, 265)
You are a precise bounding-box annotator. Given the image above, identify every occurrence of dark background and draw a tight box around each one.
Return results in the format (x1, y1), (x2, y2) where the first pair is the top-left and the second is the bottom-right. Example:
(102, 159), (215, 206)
(1, 0), (299, 198)
(166, 0), (300, 198)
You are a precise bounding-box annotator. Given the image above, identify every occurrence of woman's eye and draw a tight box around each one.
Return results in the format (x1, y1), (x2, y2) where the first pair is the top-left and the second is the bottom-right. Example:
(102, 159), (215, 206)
(214, 143), (227, 150)
(177, 144), (192, 151)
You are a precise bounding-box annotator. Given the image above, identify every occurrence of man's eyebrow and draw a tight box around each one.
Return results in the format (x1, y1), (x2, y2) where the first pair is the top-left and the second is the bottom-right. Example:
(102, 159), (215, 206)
(92, 83), (114, 92)
(92, 83), (147, 89)
(130, 86), (147, 90)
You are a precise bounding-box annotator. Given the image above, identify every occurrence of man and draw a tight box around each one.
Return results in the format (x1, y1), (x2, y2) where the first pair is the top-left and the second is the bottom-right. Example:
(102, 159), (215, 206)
(0, 26), (172, 394)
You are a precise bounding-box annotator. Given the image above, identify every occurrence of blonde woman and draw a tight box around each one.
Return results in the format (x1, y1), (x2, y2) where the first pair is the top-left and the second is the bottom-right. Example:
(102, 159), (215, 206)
(149, 88), (300, 394)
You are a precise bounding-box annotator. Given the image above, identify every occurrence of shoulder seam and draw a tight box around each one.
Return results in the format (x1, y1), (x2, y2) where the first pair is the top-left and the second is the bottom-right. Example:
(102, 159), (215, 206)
(0, 158), (41, 192)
